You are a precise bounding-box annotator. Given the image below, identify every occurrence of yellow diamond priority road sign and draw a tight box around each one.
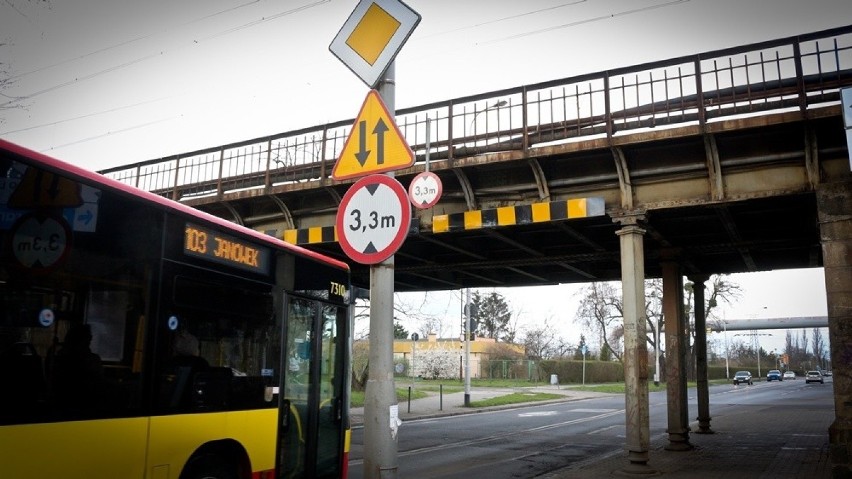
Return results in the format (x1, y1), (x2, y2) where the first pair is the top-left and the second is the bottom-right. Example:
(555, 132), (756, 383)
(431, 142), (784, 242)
(329, 0), (421, 89)
(332, 89), (414, 180)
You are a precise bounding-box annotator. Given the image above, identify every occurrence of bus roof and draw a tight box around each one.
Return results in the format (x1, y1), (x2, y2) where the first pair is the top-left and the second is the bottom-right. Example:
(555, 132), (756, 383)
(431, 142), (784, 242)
(0, 139), (350, 272)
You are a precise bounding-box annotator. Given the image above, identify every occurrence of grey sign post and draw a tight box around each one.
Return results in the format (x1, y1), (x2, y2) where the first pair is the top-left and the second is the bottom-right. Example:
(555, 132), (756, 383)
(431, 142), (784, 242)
(330, 2), (421, 478)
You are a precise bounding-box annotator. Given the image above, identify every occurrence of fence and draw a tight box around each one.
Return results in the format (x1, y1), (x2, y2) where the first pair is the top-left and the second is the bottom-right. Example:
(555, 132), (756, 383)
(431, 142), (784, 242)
(101, 26), (852, 204)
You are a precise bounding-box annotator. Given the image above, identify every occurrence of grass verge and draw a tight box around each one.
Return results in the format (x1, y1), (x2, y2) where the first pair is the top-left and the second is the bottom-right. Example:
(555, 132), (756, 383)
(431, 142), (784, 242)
(467, 392), (564, 408)
(350, 388), (428, 408)
(568, 379), (732, 394)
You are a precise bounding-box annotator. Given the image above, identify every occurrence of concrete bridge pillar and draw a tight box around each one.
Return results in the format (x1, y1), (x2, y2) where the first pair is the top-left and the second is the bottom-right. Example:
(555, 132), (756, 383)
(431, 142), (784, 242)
(615, 215), (656, 475)
(661, 261), (692, 451)
(689, 275), (713, 434)
(817, 178), (852, 477)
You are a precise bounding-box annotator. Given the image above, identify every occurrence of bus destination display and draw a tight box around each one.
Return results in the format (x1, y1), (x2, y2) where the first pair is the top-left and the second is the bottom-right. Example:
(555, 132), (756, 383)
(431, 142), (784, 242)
(184, 223), (270, 274)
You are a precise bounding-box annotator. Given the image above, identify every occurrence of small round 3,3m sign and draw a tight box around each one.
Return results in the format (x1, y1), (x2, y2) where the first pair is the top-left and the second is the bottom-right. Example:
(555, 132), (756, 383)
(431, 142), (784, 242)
(336, 174), (411, 264)
(408, 171), (442, 209)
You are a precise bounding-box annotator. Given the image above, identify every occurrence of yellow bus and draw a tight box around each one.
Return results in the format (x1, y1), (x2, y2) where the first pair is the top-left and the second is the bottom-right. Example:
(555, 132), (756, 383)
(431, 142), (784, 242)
(0, 139), (351, 479)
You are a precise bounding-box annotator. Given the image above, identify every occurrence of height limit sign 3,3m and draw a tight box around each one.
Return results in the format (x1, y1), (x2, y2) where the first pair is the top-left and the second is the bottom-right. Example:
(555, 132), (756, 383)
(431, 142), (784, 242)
(336, 174), (411, 264)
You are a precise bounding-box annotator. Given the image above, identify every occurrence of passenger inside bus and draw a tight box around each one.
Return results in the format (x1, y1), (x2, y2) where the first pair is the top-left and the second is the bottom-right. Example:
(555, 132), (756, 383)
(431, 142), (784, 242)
(161, 327), (215, 412)
(50, 323), (106, 418)
(171, 329), (209, 371)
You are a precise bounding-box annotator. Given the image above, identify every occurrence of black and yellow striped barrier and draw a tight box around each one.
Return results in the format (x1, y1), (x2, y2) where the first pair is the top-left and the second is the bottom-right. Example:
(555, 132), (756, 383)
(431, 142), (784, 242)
(283, 225), (336, 245)
(281, 198), (605, 245)
(431, 197), (604, 233)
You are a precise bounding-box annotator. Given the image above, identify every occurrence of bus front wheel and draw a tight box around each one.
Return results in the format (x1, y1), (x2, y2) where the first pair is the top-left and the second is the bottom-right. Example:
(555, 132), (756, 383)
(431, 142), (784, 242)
(182, 455), (239, 479)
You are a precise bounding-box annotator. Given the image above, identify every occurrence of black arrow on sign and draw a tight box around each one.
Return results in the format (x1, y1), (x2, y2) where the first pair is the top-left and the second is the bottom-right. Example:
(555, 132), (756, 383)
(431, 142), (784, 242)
(355, 120), (371, 167)
(373, 118), (388, 166)
(363, 242), (378, 254)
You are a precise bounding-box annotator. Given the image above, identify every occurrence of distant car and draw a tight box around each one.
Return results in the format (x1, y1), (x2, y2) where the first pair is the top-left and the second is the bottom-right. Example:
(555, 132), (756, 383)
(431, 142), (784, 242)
(805, 371), (824, 384)
(766, 369), (783, 382)
(783, 371), (796, 380)
(823, 370), (833, 377)
(733, 370), (753, 385)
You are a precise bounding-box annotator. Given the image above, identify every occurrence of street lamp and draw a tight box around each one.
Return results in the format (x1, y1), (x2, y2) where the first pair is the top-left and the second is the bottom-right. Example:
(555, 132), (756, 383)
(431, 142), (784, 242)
(468, 100), (508, 134)
(722, 319), (730, 379)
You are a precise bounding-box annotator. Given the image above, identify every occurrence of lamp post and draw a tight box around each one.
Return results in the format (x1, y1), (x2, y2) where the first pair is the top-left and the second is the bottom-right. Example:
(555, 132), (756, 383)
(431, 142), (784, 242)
(468, 100), (508, 134)
(463, 288), (472, 407)
(654, 320), (661, 386)
(723, 320), (730, 379)
(757, 336), (761, 378)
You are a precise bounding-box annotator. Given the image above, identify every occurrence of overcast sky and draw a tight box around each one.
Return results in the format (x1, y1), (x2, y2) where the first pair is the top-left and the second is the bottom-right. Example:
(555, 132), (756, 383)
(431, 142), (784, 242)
(2, 0), (845, 355)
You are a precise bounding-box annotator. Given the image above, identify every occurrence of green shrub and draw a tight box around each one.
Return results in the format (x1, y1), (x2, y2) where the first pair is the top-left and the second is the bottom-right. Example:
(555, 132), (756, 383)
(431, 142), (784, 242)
(539, 359), (624, 384)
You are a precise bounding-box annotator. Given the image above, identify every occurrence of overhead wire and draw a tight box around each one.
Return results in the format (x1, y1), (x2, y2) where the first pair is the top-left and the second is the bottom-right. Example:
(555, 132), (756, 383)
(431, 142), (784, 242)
(2, 0), (330, 108)
(0, 95), (176, 136)
(7, 0), (688, 154)
(415, 0), (588, 40)
(481, 0), (691, 44)
(2, 0), (330, 151)
(8, 0), (263, 81)
(38, 114), (183, 153)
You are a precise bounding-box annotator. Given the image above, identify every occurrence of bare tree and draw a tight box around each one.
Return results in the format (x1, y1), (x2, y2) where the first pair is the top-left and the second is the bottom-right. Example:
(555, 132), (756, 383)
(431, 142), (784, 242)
(354, 292), (451, 340)
(575, 282), (624, 361)
(521, 317), (560, 360)
(645, 278), (664, 359)
(576, 274), (741, 367)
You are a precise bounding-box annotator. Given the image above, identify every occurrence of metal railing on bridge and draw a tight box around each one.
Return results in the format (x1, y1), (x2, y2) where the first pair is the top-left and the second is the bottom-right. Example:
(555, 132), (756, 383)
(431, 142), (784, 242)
(101, 26), (852, 202)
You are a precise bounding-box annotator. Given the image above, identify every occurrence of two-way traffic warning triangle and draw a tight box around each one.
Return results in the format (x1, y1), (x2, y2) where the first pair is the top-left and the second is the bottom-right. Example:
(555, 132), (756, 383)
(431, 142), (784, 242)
(332, 89), (414, 180)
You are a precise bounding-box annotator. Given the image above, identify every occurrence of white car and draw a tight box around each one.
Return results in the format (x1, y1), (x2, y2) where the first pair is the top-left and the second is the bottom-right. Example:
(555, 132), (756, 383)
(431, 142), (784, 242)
(783, 371), (796, 380)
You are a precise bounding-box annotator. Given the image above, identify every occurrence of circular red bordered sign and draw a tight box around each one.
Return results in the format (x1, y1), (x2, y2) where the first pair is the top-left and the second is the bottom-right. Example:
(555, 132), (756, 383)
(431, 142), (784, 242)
(336, 174), (411, 265)
(408, 171), (443, 209)
(9, 212), (72, 274)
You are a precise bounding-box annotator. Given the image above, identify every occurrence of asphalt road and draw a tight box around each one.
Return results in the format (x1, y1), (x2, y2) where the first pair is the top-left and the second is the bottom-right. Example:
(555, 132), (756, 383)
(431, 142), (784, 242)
(347, 377), (834, 479)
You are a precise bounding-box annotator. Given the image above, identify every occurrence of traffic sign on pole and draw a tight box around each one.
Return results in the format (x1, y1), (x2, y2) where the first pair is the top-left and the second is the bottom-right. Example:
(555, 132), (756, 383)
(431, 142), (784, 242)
(329, 0), (421, 88)
(333, 89), (414, 180)
(408, 171), (442, 209)
(336, 174), (411, 264)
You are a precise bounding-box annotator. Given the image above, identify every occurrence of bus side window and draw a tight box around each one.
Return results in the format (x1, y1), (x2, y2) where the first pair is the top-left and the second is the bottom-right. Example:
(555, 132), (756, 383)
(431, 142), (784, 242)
(0, 342), (47, 424)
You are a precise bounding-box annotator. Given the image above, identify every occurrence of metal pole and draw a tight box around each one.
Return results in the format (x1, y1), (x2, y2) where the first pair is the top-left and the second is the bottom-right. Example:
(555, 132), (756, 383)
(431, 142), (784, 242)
(363, 62), (399, 479)
(724, 321), (730, 379)
(464, 288), (471, 406)
(757, 333), (762, 378)
(654, 326), (661, 386)
(425, 117), (431, 172)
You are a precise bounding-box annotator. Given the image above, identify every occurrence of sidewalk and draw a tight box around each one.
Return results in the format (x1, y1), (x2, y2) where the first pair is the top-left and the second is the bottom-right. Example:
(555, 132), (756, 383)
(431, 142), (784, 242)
(545, 402), (833, 479)
(349, 384), (606, 425)
(350, 384), (834, 478)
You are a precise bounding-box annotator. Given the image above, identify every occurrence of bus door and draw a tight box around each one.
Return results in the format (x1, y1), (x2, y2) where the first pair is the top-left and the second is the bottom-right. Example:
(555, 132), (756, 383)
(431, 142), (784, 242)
(278, 295), (347, 479)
